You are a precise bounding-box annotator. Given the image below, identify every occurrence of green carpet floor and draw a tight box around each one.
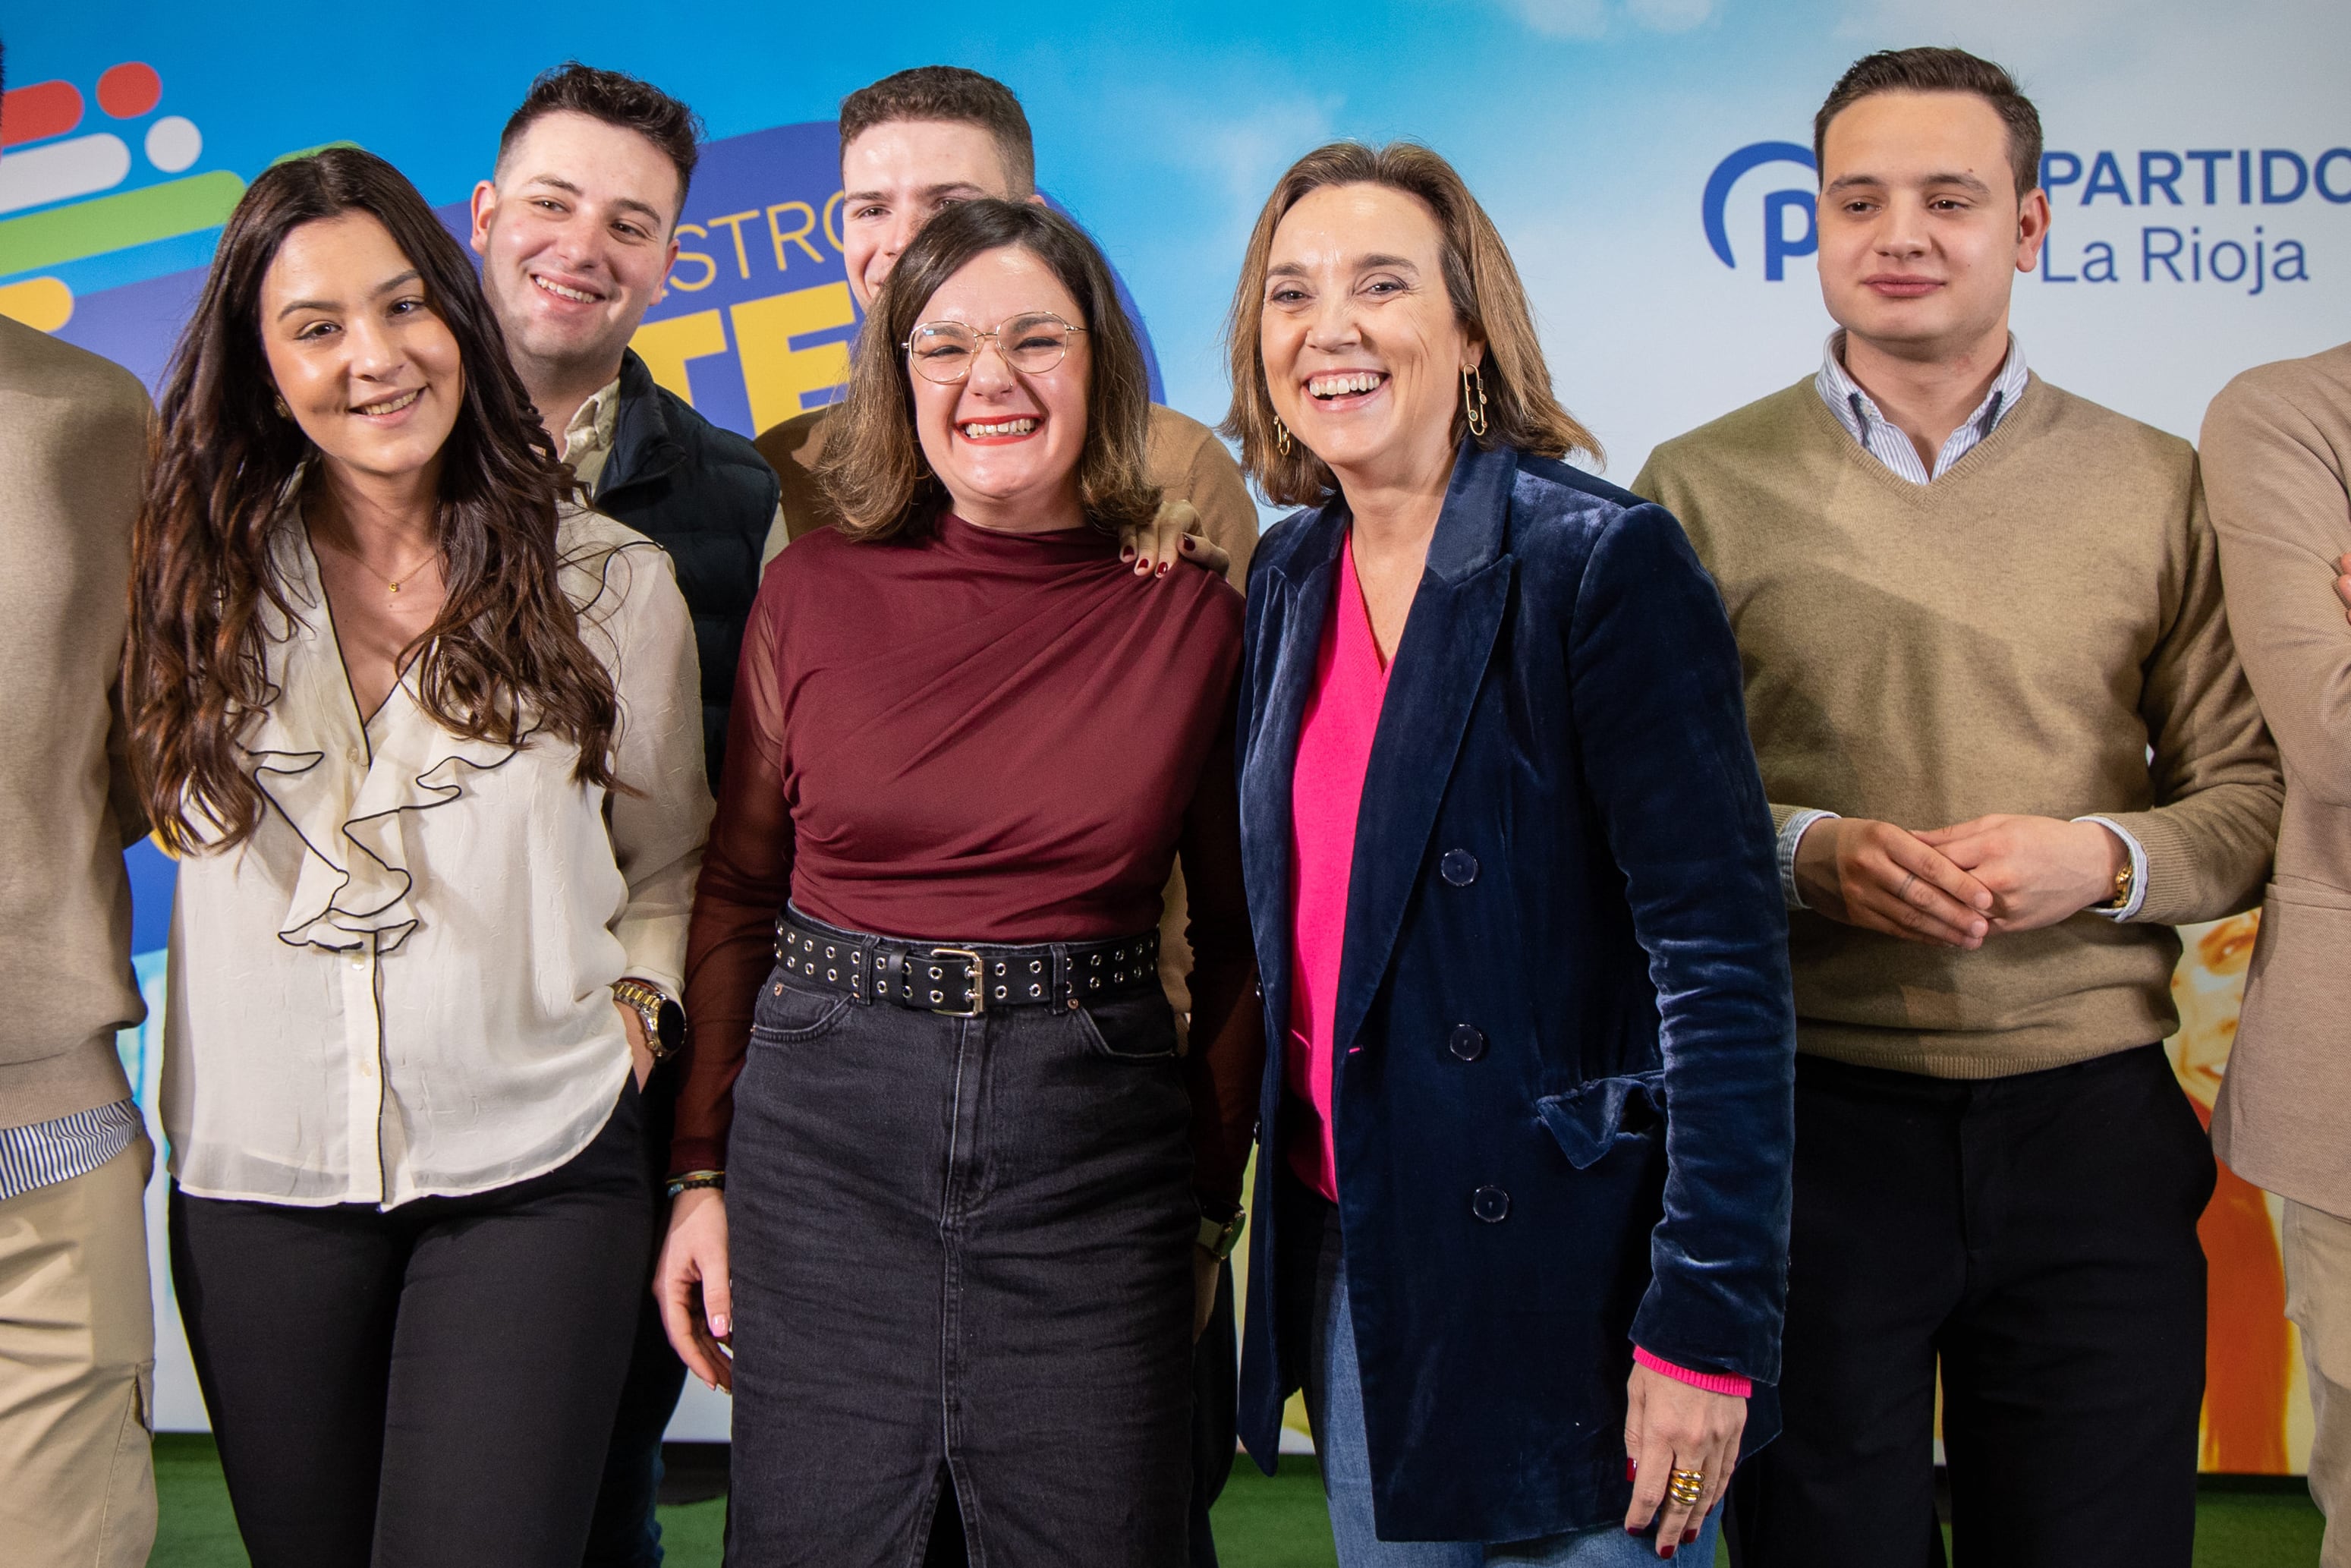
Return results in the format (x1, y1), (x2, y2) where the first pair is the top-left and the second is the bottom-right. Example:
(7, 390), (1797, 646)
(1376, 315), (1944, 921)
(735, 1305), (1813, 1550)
(151, 1434), (2323, 1566)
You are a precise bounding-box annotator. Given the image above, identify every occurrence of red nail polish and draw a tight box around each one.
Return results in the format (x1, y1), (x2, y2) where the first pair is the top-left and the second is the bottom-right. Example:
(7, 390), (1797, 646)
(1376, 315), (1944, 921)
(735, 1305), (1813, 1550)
(1661, 1546), (1677, 1560)
(1683, 1529), (1699, 1544)
(1626, 1459), (1637, 1481)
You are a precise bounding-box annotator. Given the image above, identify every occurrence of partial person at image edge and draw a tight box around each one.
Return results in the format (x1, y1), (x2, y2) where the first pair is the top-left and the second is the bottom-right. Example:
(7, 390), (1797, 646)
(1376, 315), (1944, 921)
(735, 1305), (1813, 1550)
(2202, 337), (2351, 1568)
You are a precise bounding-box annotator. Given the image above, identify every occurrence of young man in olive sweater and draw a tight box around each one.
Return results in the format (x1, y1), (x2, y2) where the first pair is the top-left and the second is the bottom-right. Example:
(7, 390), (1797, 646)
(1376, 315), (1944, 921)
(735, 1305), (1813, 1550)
(1635, 49), (2280, 1568)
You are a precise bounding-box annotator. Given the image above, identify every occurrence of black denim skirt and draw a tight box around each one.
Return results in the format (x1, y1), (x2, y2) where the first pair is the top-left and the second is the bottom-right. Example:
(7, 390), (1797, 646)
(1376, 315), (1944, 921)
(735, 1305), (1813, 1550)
(725, 923), (1197, 1568)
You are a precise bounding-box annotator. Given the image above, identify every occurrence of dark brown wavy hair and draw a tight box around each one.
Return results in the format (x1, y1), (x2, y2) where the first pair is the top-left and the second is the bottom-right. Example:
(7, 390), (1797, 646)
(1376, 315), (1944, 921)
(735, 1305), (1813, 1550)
(130, 146), (619, 852)
(1223, 141), (1601, 508)
(815, 198), (1159, 542)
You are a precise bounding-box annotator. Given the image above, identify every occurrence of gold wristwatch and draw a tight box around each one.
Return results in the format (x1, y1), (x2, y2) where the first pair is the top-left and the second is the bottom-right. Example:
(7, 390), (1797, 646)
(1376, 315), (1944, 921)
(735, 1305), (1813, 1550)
(612, 978), (684, 1061)
(2101, 855), (2136, 911)
(1198, 1209), (1246, 1261)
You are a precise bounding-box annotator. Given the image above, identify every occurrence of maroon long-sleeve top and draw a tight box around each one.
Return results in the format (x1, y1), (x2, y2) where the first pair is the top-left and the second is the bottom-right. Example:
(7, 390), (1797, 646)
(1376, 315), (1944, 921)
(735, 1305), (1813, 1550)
(672, 515), (1264, 1211)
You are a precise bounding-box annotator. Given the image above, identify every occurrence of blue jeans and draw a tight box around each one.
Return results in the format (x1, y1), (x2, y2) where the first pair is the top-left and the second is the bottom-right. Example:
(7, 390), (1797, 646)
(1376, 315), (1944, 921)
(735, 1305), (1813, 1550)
(1289, 1181), (1721, 1566)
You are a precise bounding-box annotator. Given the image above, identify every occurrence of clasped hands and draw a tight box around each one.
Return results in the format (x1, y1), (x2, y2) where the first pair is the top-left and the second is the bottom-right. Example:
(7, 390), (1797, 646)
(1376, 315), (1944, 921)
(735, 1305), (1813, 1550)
(1792, 814), (2127, 948)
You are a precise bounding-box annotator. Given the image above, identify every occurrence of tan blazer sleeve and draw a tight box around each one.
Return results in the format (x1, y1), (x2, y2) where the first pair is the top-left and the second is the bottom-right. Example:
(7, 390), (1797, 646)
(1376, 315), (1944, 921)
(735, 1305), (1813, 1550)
(2203, 361), (2351, 809)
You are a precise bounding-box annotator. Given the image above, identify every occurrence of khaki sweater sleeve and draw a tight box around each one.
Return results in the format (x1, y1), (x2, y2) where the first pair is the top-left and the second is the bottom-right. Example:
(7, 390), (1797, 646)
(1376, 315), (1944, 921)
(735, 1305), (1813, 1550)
(2202, 363), (2351, 810)
(1148, 407), (1258, 590)
(1631, 453), (1823, 838)
(1174, 425), (1258, 590)
(2098, 470), (2283, 924)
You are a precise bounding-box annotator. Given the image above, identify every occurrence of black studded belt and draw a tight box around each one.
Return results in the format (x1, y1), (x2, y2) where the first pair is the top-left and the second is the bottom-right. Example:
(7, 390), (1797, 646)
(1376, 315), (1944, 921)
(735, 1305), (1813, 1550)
(774, 908), (1160, 1017)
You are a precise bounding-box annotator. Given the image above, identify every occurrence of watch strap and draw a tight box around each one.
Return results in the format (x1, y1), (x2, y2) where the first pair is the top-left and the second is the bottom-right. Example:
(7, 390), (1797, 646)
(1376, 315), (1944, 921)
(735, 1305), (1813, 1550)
(1197, 1210), (1246, 1261)
(612, 978), (683, 1060)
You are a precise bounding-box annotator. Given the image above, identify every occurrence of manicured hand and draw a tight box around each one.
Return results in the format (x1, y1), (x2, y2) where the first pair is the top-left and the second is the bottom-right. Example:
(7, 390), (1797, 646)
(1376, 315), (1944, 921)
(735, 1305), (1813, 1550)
(1623, 1363), (1745, 1557)
(1192, 1248), (1222, 1343)
(1119, 497), (1229, 578)
(1914, 815), (2126, 932)
(1792, 817), (1993, 948)
(656, 1187), (734, 1393)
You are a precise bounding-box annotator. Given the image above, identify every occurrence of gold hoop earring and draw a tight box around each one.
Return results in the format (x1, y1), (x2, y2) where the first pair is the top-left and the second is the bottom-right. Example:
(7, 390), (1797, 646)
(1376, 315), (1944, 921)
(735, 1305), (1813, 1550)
(1462, 366), (1490, 439)
(273, 393), (292, 420)
(1273, 414), (1292, 458)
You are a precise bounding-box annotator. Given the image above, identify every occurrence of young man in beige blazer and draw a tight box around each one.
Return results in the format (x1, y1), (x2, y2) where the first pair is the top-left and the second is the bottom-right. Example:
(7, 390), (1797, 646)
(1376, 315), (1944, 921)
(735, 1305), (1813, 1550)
(2203, 339), (2351, 1568)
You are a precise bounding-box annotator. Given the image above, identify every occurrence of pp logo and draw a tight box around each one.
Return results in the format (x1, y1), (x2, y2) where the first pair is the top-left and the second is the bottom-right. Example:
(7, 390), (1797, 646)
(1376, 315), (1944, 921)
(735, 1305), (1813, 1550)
(1703, 141), (1818, 279)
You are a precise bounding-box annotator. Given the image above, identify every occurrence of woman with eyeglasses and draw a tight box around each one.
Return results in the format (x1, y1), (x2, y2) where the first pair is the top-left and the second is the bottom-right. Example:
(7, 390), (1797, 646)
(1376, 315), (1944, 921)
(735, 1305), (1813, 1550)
(653, 198), (1263, 1566)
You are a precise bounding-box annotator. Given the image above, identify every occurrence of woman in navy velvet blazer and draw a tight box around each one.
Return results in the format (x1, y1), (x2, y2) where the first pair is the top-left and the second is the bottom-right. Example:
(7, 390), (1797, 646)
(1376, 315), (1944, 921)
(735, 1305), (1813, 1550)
(1220, 142), (1797, 1565)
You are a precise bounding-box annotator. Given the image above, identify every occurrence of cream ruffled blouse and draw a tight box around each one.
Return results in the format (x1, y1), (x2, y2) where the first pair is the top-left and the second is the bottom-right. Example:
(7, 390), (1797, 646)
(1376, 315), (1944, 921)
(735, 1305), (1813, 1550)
(162, 505), (711, 1207)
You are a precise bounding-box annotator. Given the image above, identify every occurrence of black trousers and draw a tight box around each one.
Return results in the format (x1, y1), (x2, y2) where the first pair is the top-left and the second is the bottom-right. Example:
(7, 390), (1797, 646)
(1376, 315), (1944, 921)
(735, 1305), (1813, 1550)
(171, 1085), (655, 1568)
(584, 1069), (691, 1568)
(1726, 1044), (2215, 1568)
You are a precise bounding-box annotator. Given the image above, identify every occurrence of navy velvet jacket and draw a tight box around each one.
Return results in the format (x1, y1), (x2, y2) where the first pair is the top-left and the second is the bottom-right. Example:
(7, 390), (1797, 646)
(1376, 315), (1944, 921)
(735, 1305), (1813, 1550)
(1235, 440), (1797, 1542)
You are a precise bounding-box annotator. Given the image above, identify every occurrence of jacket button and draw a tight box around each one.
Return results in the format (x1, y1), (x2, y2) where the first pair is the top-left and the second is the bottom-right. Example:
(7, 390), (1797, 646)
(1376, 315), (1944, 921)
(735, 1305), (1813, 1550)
(1440, 849), (1479, 886)
(1471, 1185), (1509, 1223)
(1449, 1024), (1487, 1062)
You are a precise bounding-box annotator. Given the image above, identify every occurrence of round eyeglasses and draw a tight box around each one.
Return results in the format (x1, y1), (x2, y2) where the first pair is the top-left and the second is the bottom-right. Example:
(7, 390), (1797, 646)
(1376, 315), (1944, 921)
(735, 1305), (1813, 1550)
(903, 312), (1085, 383)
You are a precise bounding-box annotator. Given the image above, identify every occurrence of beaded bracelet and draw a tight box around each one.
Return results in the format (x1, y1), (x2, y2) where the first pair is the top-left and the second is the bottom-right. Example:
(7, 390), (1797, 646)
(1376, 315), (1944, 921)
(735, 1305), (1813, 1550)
(666, 1170), (725, 1199)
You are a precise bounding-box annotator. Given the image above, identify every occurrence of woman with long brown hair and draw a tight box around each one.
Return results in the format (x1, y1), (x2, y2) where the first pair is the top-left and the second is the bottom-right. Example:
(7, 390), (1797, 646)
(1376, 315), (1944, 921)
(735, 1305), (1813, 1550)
(653, 197), (1263, 1565)
(129, 147), (710, 1567)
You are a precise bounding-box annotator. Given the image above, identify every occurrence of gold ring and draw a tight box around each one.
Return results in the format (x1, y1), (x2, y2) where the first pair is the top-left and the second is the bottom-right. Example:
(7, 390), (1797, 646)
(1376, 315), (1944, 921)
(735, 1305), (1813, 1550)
(1667, 1468), (1705, 1504)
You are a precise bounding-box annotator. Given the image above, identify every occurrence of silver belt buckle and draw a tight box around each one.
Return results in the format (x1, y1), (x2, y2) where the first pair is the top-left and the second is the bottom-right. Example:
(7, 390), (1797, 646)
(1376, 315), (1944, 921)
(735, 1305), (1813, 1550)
(929, 947), (987, 1017)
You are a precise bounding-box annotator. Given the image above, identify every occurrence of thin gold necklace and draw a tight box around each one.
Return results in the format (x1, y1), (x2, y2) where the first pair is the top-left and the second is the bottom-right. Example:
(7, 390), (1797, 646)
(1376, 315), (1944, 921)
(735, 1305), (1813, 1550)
(382, 550), (436, 595)
(318, 533), (437, 595)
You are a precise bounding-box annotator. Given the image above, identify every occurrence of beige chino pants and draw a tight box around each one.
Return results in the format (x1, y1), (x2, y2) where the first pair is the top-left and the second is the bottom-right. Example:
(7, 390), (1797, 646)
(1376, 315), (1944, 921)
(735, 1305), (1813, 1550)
(2289, 1198), (2351, 1568)
(0, 1134), (156, 1568)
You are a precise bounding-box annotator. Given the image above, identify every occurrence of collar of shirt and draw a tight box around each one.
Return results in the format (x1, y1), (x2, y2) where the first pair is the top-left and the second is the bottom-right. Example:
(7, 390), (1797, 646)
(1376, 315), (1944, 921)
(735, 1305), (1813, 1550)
(560, 373), (626, 496)
(1814, 329), (2029, 484)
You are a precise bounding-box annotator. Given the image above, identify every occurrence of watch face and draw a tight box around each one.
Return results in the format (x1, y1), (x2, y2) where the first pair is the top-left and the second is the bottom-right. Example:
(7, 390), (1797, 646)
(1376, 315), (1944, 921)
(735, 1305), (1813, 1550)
(654, 998), (685, 1055)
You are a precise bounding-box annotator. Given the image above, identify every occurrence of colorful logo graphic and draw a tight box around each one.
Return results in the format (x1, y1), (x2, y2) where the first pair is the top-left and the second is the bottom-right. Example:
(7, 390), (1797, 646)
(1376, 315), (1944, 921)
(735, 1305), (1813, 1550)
(0, 60), (244, 330)
(8, 105), (1160, 442)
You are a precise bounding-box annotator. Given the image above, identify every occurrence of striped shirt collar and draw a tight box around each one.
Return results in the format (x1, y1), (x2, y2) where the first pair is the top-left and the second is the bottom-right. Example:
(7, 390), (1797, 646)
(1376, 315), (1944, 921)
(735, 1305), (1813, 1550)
(1815, 329), (2029, 484)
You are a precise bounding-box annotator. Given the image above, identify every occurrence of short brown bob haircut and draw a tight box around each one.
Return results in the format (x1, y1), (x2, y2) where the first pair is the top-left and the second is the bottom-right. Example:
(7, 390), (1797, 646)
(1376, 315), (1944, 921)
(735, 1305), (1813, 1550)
(1814, 47), (2043, 200)
(497, 62), (706, 221)
(839, 67), (1036, 199)
(816, 198), (1159, 542)
(1223, 141), (1600, 509)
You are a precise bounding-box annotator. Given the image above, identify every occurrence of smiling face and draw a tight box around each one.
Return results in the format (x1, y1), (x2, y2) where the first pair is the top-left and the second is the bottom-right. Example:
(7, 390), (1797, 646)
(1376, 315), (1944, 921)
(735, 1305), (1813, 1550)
(1260, 181), (1481, 496)
(259, 211), (463, 486)
(1816, 90), (2049, 364)
(841, 119), (1025, 312)
(905, 244), (1090, 531)
(470, 110), (683, 381)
